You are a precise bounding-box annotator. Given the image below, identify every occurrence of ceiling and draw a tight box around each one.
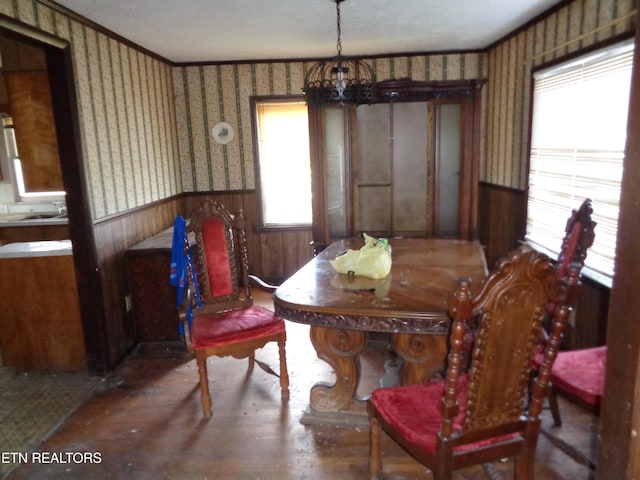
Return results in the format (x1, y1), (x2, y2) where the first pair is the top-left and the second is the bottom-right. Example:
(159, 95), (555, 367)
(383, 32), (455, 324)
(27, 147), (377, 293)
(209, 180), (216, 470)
(53, 0), (562, 63)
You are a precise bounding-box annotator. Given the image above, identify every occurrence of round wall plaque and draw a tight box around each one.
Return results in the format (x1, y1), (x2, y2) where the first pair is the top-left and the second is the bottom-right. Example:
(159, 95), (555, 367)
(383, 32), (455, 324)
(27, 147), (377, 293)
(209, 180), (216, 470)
(211, 122), (234, 144)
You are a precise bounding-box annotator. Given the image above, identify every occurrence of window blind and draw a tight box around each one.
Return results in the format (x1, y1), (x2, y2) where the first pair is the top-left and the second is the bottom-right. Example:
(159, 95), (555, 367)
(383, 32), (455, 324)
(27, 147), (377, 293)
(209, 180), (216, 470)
(526, 39), (634, 287)
(255, 100), (312, 225)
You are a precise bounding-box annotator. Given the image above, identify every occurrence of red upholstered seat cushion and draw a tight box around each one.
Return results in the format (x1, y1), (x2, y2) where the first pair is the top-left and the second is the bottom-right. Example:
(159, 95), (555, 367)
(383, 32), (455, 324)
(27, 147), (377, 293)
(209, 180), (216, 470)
(191, 305), (285, 350)
(370, 375), (518, 454)
(549, 345), (606, 406)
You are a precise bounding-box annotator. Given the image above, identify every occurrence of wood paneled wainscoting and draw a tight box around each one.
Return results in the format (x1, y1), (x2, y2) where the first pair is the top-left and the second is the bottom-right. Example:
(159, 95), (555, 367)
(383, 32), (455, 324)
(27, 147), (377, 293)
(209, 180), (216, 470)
(477, 182), (609, 350)
(92, 197), (183, 371)
(477, 182), (527, 268)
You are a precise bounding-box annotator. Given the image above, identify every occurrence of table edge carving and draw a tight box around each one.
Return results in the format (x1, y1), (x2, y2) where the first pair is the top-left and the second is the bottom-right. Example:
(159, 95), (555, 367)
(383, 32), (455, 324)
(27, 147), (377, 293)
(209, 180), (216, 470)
(274, 303), (449, 335)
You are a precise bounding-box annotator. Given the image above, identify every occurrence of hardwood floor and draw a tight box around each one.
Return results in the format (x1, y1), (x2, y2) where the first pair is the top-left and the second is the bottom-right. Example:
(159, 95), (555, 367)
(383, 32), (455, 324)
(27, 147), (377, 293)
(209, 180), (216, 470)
(5, 292), (598, 479)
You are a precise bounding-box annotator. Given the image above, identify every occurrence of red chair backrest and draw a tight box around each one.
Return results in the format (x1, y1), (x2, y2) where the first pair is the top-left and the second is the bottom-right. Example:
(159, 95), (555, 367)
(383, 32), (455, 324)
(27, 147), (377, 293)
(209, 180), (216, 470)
(556, 199), (596, 279)
(201, 216), (234, 298)
(187, 201), (251, 308)
(544, 199), (596, 316)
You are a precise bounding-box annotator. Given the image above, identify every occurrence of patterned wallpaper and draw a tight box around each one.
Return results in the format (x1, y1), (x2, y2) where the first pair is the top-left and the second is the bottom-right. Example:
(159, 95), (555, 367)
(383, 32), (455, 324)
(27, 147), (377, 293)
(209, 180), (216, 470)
(0, 0), (180, 219)
(484, 0), (637, 189)
(172, 53), (487, 192)
(1, 0), (636, 216)
(175, 0), (636, 193)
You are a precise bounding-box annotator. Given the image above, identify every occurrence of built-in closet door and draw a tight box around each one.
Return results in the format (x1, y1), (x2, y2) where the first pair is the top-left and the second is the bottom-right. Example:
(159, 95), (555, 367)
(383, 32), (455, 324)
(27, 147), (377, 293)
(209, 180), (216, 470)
(324, 107), (350, 239)
(433, 102), (462, 238)
(309, 82), (480, 249)
(355, 100), (464, 238)
(355, 102), (431, 237)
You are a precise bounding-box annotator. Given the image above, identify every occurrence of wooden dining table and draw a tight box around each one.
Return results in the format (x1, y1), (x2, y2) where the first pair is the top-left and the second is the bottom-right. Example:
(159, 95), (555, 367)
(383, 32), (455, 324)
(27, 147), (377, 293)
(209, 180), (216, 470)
(273, 237), (488, 421)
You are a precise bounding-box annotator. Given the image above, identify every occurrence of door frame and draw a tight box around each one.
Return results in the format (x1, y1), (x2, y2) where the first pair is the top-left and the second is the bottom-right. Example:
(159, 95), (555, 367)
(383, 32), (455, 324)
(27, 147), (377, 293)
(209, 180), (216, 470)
(0, 18), (109, 374)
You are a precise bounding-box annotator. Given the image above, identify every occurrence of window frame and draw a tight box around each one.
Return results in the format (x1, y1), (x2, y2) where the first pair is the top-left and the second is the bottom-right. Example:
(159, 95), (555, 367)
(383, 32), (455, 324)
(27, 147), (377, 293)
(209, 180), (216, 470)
(525, 36), (634, 288)
(250, 95), (312, 230)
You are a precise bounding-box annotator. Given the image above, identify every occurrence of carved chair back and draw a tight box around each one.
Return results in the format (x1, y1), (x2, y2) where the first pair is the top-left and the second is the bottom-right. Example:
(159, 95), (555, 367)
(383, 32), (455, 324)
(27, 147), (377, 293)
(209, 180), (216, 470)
(443, 245), (574, 444)
(556, 198), (596, 280)
(538, 198), (596, 336)
(186, 200), (253, 313)
(547, 198), (597, 313)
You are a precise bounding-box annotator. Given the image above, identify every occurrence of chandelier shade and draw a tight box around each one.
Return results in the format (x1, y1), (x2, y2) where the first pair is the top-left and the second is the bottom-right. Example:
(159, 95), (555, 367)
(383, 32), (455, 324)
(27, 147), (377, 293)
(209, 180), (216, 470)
(303, 0), (376, 105)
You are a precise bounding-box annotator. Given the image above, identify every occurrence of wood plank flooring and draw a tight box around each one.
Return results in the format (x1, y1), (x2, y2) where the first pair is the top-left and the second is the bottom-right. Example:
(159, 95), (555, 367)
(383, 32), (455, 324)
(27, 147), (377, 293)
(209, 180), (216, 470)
(5, 292), (598, 479)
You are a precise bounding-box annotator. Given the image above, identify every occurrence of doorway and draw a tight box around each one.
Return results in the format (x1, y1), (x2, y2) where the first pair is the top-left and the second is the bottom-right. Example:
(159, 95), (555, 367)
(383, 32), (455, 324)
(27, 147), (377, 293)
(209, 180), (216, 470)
(0, 21), (106, 374)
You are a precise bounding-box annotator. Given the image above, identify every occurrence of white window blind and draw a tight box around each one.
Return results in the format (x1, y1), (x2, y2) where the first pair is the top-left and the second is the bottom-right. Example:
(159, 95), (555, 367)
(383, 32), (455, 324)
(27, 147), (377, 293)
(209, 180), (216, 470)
(255, 100), (312, 225)
(526, 39), (634, 287)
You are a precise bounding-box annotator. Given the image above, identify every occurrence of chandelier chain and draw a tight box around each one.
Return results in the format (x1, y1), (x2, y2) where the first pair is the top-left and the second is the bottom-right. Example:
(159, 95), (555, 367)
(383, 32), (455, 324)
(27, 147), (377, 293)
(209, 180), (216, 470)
(336, 0), (342, 57)
(302, 0), (375, 105)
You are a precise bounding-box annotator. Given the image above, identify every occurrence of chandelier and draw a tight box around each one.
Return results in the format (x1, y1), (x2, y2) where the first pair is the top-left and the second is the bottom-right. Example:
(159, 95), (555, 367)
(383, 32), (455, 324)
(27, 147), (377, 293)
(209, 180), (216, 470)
(303, 0), (376, 105)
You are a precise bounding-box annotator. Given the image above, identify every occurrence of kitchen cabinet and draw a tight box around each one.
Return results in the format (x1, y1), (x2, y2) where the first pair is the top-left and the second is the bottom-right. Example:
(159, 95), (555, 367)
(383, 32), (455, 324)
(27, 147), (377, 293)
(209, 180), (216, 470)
(0, 241), (86, 372)
(0, 223), (69, 245)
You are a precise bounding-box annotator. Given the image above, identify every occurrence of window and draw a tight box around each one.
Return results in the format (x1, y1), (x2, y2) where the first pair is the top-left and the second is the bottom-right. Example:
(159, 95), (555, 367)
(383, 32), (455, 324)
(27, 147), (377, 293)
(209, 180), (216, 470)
(253, 98), (312, 226)
(526, 39), (634, 287)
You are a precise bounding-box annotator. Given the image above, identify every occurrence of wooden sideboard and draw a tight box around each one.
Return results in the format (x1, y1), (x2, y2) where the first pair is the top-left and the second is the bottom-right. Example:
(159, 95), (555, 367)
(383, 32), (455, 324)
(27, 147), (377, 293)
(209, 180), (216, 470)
(126, 227), (193, 343)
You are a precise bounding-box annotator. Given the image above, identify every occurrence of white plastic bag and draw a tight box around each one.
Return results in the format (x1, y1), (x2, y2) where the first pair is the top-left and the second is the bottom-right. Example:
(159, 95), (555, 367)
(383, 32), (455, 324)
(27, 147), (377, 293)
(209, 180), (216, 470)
(330, 234), (392, 279)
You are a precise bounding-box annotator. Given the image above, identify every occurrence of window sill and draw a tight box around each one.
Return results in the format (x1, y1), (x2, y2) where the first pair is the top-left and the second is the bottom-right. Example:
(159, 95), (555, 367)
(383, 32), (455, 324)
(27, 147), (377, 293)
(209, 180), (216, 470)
(254, 224), (312, 233)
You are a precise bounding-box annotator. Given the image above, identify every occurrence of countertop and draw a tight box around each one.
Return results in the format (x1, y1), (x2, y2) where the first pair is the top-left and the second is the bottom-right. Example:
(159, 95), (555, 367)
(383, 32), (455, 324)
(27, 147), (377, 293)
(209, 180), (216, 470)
(128, 226), (196, 252)
(0, 213), (69, 227)
(0, 240), (73, 258)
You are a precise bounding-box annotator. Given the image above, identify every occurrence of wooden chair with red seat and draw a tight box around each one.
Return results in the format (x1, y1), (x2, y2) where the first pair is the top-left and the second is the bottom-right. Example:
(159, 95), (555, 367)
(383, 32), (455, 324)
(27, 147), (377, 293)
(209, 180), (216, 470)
(368, 245), (576, 479)
(177, 200), (289, 418)
(535, 199), (601, 428)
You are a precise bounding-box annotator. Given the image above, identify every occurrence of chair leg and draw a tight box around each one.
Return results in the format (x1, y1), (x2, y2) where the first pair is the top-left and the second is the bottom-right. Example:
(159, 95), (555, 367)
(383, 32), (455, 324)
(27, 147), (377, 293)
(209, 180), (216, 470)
(278, 338), (290, 400)
(197, 355), (212, 419)
(514, 453), (535, 480)
(433, 452), (453, 479)
(514, 456), (532, 480)
(514, 422), (539, 479)
(248, 352), (255, 371)
(369, 415), (382, 478)
(548, 389), (562, 426)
